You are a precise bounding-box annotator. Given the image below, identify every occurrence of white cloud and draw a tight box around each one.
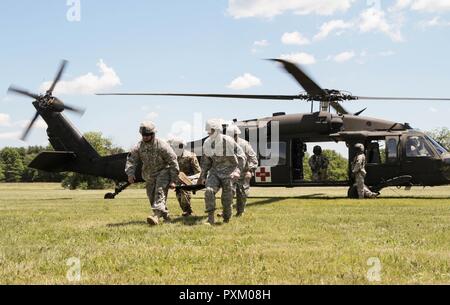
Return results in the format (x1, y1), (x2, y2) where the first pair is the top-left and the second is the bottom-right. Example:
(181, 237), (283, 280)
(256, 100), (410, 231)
(314, 20), (353, 40)
(254, 39), (269, 47)
(0, 113), (11, 127)
(411, 0), (450, 12)
(167, 121), (193, 141)
(329, 51), (355, 63)
(281, 31), (310, 45)
(391, 0), (450, 12)
(39, 59), (121, 95)
(279, 52), (316, 65)
(419, 16), (450, 28)
(379, 50), (396, 56)
(145, 112), (159, 120)
(358, 8), (404, 42)
(15, 117), (47, 129)
(0, 131), (20, 140)
(227, 0), (355, 18)
(227, 73), (262, 90)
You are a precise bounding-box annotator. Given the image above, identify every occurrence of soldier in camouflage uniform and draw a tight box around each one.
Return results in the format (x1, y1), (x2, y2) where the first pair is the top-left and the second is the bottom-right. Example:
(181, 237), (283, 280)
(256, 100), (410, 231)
(197, 119), (246, 225)
(352, 143), (377, 199)
(227, 125), (258, 216)
(126, 121), (179, 225)
(167, 138), (201, 216)
(308, 145), (329, 181)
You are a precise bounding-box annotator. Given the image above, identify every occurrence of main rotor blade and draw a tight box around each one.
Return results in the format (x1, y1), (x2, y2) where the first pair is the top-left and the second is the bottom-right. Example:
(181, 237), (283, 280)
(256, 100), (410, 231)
(355, 96), (450, 101)
(96, 93), (300, 100)
(329, 101), (349, 115)
(7, 86), (40, 100)
(63, 103), (85, 115)
(47, 60), (68, 95)
(21, 111), (40, 141)
(269, 59), (325, 96)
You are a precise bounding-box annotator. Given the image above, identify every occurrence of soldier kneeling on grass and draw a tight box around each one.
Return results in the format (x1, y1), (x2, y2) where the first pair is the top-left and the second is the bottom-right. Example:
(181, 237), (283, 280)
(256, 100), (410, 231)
(125, 121), (180, 226)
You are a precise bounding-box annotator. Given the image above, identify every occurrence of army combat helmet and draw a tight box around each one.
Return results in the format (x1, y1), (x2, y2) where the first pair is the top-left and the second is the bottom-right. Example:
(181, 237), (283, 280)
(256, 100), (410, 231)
(205, 119), (222, 133)
(313, 145), (322, 155)
(354, 143), (365, 152)
(226, 124), (241, 137)
(139, 121), (156, 136)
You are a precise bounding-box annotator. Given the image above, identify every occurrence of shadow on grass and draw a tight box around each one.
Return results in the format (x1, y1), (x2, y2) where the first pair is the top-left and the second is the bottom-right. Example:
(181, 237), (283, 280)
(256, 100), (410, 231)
(170, 215), (207, 226)
(106, 220), (147, 227)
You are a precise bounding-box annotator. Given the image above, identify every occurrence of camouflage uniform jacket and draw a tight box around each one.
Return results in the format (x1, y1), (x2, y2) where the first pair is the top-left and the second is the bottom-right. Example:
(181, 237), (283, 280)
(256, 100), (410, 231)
(352, 153), (367, 176)
(125, 138), (179, 183)
(308, 155), (329, 172)
(200, 134), (246, 180)
(178, 150), (201, 176)
(236, 138), (258, 174)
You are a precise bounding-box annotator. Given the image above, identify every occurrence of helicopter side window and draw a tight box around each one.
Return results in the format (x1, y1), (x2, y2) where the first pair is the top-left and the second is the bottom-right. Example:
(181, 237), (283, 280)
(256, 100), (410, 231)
(386, 137), (399, 162)
(406, 136), (433, 158)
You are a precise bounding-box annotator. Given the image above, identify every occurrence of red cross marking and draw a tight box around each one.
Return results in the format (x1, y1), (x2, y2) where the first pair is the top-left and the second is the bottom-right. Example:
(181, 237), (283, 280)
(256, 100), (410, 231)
(256, 167), (271, 182)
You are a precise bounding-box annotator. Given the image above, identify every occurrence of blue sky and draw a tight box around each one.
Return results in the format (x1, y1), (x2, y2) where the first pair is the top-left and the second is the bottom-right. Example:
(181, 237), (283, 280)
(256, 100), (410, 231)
(1, 0), (450, 152)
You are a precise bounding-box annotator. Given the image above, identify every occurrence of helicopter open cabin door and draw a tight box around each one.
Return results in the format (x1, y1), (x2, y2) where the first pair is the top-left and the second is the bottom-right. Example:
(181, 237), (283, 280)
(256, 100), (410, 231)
(365, 135), (401, 186)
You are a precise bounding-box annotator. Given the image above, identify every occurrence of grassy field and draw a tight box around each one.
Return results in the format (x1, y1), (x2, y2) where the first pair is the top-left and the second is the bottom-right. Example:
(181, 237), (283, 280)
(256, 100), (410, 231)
(1, 183), (450, 284)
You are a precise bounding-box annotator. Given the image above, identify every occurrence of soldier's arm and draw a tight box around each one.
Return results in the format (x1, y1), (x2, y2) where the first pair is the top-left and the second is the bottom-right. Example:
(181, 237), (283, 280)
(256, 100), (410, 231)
(161, 143), (180, 184)
(234, 142), (246, 173)
(308, 157), (316, 171)
(125, 144), (140, 178)
(246, 143), (258, 172)
(191, 154), (202, 175)
(352, 156), (363, 173)
(199, 155), (212, 180)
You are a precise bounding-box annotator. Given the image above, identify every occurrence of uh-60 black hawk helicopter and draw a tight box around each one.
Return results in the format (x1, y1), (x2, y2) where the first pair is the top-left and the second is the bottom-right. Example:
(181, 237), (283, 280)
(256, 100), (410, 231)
(8, 59), (450, 199)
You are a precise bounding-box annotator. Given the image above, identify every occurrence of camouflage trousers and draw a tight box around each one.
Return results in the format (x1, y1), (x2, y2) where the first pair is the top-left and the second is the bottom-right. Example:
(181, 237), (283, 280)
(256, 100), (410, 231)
(233, 177), (250, 214)
(312, 169), (328, 182)
(204, 173), (234, 221)
(355, 173), (376, 199)
(175, 189), (193, 213)
(145, 171), (170, 217)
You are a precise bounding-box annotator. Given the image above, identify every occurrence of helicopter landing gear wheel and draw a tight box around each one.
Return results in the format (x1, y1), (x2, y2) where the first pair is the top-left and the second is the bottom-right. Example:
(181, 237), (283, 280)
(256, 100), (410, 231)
(104, 182), (131, 200)
(104, 192), (115, 200)
(347, 185), (359, 199)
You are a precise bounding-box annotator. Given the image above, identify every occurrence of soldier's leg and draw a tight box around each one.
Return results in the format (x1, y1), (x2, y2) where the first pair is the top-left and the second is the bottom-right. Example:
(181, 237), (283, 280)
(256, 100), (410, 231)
(319, 169), (328, 181)
(363, 185), (378, 198)
(312, 172), (319, 181)
(177, 189), (193, 215)
(220, 178), (234, 223)
(145, 179), (160, 225)
(152, 172), (171, 220)
(204, 174), (221, 224)
(236, 178), (249, 216)
(355, 174), (365, 199)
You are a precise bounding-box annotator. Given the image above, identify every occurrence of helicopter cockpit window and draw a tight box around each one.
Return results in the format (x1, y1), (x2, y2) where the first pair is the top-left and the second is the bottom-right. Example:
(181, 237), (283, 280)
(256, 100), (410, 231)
(426, 135), (448, 156)
(406, 136), (434, 157)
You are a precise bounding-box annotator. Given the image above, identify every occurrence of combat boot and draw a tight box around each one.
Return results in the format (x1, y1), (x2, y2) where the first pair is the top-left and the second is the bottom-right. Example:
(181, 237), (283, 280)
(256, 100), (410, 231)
(204, 212), (215, 226)
(162, 213), (172, 222)
(147, 215), (159, 226)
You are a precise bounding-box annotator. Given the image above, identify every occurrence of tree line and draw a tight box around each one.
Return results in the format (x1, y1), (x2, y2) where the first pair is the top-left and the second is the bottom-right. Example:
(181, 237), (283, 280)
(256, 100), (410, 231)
(0, 128), (448, 189)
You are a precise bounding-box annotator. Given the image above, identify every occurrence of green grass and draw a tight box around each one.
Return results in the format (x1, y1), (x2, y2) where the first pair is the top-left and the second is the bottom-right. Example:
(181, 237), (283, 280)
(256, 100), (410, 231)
(1, 183), (450, 284)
